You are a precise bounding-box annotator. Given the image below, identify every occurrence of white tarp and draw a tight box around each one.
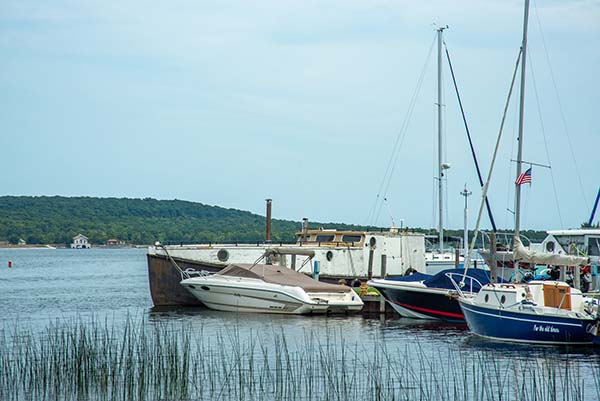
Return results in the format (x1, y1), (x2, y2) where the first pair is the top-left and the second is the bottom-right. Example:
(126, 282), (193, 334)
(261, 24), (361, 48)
(513, 237), (589, 266)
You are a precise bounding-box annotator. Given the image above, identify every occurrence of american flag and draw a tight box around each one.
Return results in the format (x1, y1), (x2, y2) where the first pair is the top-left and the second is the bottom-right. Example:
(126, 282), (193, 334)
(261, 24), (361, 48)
(515, 167), (532, 185)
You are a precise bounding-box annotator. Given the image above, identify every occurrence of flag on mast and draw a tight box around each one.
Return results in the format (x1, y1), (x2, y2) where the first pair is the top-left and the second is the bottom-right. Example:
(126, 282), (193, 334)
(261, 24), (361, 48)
(515, 167), (532, 186)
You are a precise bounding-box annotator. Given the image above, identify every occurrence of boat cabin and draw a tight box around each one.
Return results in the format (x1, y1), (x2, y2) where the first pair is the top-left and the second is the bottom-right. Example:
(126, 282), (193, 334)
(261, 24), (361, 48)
(475, 281), (582, 311)
(296, 229), (365, 247)
(541, 229), (600, 263)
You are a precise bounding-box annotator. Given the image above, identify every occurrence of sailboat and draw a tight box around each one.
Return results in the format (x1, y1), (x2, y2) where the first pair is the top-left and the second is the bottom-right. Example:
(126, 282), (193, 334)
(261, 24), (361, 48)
(456, 0), (600, 345)
(424, 26), (463, 275)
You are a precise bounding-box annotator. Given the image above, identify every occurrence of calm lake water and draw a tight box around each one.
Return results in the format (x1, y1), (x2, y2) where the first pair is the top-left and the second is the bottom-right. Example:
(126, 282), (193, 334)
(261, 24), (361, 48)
(1, 248), (600, 401)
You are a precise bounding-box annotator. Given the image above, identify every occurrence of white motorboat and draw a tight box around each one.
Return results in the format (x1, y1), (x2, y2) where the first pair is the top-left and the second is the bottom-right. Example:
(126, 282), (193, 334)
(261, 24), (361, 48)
(180, 263), (364, 315)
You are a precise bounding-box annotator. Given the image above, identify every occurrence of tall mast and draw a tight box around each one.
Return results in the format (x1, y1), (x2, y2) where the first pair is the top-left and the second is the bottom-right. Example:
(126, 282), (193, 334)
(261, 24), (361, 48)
(514, 0), (530, 237)
(437, 26), (446, 253)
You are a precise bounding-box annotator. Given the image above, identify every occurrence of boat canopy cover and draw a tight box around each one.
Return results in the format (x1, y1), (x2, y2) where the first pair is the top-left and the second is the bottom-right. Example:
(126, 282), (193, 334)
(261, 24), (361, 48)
(513, 237), (589, 266)
(386, 268), (494, 291)
(217, 264), (349, 293)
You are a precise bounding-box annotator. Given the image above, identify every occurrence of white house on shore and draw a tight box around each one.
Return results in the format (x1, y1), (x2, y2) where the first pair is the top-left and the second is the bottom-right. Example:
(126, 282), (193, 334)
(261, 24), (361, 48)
(71, 234), (91, 249)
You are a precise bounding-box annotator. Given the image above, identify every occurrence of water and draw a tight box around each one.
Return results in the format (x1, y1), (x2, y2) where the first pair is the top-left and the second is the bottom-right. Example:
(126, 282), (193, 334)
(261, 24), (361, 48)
(1, 249), (600, 401)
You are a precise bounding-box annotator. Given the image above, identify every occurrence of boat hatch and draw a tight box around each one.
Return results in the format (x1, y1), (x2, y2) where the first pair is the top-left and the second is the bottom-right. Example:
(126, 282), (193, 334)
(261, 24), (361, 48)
(543, 283), (571, 310)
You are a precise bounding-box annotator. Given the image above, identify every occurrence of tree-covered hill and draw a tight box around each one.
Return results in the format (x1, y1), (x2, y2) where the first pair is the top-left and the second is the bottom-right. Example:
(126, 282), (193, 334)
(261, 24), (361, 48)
(0, 196), (548, 246)
(0, 196), (379, 245)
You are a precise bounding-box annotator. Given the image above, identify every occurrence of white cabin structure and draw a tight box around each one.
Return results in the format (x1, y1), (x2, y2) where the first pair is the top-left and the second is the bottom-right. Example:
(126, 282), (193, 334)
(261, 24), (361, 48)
(71, 234), (91, 249)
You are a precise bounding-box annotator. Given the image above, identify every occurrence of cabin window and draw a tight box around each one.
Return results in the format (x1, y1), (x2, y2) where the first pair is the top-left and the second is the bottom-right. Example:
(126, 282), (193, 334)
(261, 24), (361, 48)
(554, 235), (585, 255)
(500, 295), (506, 304)
(316, 235), (335, 243)
(588, 237), (600, 256)
(545, 241), (555, 252)
(484, 294), (489, 303)
(342, 235), (362, 243)
(326, 251), (334, 261)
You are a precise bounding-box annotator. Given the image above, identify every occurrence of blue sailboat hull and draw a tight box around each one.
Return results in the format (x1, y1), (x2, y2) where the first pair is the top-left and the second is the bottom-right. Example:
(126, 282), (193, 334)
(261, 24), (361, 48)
(459, 300), (597, 345)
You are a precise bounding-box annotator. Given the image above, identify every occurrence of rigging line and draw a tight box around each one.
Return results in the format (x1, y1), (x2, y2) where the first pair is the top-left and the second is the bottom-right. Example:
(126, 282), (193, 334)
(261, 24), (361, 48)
(371, 33), (437, 226)
(504, 92), (519, 229)
(443, 42), (498, 232)
(528, 51), (564, 229)
(532, 0), (589, 211)
(461, 48), (522, 281)
(375, 35), (437, 222)
(374, 38), (435, 228)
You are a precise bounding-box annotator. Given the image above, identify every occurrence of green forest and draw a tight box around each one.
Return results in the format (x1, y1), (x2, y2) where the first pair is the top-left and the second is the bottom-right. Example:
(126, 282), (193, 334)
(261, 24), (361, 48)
(0, 196), (548, 246)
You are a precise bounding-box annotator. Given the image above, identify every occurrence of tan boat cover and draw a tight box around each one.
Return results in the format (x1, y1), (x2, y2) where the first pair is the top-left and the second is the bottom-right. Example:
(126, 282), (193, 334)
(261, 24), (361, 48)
(513, 237), (589, 266)
(217, 264), (349, 293)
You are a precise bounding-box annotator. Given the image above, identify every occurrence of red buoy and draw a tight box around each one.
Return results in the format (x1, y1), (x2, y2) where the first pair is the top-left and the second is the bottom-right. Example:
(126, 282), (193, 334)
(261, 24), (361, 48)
(8, 260), (12, 268)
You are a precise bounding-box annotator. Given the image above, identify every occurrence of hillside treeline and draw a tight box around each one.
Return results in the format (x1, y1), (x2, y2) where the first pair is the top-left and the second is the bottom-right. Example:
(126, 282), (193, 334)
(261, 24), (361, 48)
(0, 196), (374, 245)
(0, 196), (547, 246)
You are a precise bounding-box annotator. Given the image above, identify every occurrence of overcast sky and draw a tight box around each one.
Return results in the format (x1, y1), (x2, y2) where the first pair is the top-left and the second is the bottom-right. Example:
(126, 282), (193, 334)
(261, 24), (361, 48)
(1, 0), (598, 231)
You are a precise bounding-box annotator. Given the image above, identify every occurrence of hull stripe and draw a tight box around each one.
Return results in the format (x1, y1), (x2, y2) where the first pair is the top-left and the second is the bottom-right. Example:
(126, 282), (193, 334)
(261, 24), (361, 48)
(393, 300), (464, 319)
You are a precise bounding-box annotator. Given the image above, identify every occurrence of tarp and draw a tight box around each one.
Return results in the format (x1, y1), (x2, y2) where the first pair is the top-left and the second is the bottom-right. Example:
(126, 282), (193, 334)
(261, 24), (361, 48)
(217, 264), (349, 293)
(513, 237), (589, 266)
(386, 268), (496, 291)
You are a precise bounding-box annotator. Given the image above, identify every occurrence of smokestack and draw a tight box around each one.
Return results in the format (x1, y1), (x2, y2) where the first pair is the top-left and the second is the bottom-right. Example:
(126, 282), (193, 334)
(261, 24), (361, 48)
(302, 218), (309, 242)
(265, 198), (272, 243)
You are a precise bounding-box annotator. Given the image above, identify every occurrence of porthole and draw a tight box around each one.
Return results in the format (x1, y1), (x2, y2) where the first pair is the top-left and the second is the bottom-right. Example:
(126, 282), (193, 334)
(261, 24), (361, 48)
(369, 237), (377, 247)
(188, 285), (196, 289)
(500, 295), (506, 304)
(546, 241), (555, 252)
(484, 294), (489, 303)
(201, 286), (210, 291)
(326, 251), (334, 261)
(217, 248), (229, 262)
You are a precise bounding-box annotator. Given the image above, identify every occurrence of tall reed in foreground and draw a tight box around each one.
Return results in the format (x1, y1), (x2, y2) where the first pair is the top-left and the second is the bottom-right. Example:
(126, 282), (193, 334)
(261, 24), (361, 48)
(1, 316), (599, 401)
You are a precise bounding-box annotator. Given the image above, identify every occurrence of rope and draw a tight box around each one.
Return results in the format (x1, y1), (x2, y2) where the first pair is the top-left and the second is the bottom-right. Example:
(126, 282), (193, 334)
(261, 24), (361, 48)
(527, 51), (564, 228)
(460, 49), (522, 286)
(365, 33), (437, 226)
(157, 244), (190, 280)
(444, 42), (498, 232)
(532, 0), (590, 211)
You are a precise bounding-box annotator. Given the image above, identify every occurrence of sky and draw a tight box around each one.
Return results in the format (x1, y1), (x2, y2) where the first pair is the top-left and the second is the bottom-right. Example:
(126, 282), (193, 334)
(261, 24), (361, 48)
(1, 0), (599, 231)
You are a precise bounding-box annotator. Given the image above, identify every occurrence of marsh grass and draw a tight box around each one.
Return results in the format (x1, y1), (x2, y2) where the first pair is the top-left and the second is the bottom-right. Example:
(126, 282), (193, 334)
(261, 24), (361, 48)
(1, 316), (599, 401)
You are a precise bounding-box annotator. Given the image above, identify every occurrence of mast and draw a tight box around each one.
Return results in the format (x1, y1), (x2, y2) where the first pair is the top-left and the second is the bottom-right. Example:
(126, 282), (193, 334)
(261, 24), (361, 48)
(514, 0), (530, 237)
(437, 26), (447, 253)
(461, 185), (472, 258)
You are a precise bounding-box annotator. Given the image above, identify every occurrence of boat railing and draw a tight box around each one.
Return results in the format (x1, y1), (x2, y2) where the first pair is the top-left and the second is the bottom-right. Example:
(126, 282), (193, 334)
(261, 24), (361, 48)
(445, 272), (484, 297)
(479, 231), (533, 251)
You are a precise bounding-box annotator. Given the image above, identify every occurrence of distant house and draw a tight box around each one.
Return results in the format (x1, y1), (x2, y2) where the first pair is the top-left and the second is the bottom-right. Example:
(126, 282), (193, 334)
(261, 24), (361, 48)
(71, 234), (91, 249)
(106, 239), (125, 247)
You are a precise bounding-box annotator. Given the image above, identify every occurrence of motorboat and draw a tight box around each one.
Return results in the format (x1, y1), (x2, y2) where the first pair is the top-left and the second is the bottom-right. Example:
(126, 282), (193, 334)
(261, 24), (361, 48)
(180, 263), (364, 315)
(368, 268), (494, 321)
(148, 223), (426, 307)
